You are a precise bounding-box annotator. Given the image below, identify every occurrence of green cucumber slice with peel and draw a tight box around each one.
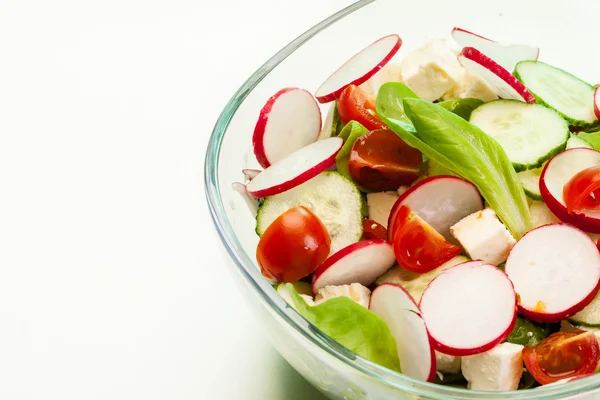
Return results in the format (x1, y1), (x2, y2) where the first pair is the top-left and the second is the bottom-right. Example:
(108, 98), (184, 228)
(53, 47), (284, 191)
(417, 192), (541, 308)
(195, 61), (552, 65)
(517, 168), (543, 201)
(514, 61), (597, 128)
(470, 100), (569, 171)
(256, 171), (364, 255)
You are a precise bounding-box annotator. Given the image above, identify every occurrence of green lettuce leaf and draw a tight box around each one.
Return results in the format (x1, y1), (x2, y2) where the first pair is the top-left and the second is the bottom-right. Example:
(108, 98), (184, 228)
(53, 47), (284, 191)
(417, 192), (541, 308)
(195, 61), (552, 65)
(437, 98), (484, 120)
(286, 283), (401, 372)
(505, 316), (550, 347)
(331, 101), (344, 136)
(334, 121), (369, 186)
(376, 83), (531, 238)
(577, 131), (600, 150)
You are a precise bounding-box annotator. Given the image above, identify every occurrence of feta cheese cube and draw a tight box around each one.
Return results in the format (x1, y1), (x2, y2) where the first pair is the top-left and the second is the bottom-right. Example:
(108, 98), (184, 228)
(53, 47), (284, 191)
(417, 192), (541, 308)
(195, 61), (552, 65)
(450, 208), (516, 265)
(359, 63), (402, 98)
(461, 343), (524, 391)
(529, 201), (559, 229)
(442, 70), (499, 102)
(314, 283), (371, 308)
(367, 191), (399, 228)
(400, 39), (463, 101)
(435, 351), (461, 374)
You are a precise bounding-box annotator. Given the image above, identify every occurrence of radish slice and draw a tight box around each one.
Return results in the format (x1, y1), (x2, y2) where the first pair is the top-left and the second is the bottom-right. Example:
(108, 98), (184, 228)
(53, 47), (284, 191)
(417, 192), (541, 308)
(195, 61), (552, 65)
(505, 224), (600, 323)
(369, 284), (436, 382)
(387, 176), (483, 242)
(314, 34), (402, 103)
(253, 88), (322, 168)
(232, 182), (259, 217)
(594, 86), (600, 120)
(452, 27), (539, 71)
(540, 148), (600, 233)
(312, 239), (395, 293)
(458, 47), (536, 103)
(242, 169), (261, 181)
(419, 263), (517, 356)
(246, 137), (343, 198)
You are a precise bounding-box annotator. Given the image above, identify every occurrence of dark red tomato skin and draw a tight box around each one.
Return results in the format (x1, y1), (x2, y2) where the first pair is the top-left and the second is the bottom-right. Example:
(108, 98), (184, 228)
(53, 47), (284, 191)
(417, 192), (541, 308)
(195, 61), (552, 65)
(392, 205), (461, 273)
(362, 219), (388, 240)
(257, 206), (331, 282)
(337, 85), (387, 131)
(563, 165), (600, 214)
(348, 129), (422, 191)
(523, 332), (600, 385)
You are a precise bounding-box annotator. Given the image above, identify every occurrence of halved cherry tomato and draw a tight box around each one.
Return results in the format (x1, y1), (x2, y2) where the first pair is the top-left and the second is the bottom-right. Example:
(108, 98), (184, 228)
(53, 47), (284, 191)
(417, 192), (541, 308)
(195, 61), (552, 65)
(523, 331), (600, 385)
(563, 165), (600, 214)
(391, 205), (461, 273)
(362, 219), (388, 240)
(348, 129), (422, 191)
(337, 85), (387, 131)
(257, 206), (330, 282)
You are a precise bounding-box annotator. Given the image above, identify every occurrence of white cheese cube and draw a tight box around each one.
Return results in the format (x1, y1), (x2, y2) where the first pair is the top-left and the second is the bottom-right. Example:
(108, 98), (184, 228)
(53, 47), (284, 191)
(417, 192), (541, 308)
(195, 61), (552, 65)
(442, 70), (498, 102)
(435, 351), (461, 374)
(400, 39), (463, 101)
(367, 191), (399, 228)
(314, 283), (371, 308)
(461, 343), (524, 391)
(529, 201), (559, 229)
(450, 208), (516, 265)
(359, 63), (402, 98)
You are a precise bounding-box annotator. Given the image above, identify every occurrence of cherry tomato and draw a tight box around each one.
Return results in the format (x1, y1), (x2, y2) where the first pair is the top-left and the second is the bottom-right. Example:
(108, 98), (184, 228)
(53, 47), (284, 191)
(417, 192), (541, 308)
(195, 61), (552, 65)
(257, 206), (330, 282)
(523, 331), (600, 385)
(337, 85), (387, 131)
(348, 129), (423, 191)
(362, 219), (388, 240)
(391, 205), (461, 273)
(563, 166), (600, 214)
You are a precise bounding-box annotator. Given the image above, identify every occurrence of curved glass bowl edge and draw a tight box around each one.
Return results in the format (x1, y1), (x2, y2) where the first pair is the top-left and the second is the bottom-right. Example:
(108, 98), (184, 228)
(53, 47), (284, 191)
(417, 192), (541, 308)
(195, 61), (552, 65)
(203, 1), (600, 398)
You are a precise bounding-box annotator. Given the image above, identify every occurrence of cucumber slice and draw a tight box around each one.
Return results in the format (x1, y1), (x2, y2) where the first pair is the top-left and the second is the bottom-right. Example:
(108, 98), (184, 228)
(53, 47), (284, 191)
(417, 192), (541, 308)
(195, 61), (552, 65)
(514, 61), (597, 128)
(569, 291), (600, 327)
(517, 168), (542, 201)
(470, 100), (569, 171)
(256, 171), (364, 255)
(374, 255), (468, 302)
(566, 134), (593, 150)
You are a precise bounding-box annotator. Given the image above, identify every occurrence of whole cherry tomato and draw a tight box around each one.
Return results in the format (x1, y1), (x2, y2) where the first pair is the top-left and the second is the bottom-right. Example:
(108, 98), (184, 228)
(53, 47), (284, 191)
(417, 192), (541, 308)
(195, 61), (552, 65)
(523, 331), (600, 385)
(349, 129), (422, 191)
(337, 85), (387, 131)
(392, 205), (461, 273)
(257, 206), (330, 282)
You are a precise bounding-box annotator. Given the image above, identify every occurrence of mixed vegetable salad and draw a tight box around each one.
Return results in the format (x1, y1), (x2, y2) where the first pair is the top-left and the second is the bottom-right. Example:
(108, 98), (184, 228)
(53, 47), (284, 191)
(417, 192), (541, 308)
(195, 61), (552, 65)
(232, 28), (600, 391)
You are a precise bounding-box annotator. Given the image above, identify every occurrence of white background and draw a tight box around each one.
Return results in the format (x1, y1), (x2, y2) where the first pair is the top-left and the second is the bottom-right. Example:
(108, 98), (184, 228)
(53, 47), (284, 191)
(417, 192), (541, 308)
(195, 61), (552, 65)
(0, 0), (353, 398)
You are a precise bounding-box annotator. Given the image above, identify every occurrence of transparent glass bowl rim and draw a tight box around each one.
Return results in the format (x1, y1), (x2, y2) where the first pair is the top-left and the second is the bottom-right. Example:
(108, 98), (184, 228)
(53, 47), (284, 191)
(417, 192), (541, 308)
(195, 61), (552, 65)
(203, 1), (600, 398)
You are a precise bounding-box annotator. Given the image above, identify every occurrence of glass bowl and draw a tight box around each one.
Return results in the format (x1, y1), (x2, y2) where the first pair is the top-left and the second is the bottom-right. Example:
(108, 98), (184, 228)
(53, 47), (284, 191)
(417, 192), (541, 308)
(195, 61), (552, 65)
(204, 0), (600, 398)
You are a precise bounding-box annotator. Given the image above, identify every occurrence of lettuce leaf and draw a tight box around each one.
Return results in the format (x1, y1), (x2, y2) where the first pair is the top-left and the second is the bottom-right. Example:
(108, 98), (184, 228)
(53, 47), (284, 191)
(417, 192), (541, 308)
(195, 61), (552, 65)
(578, 131), (600, 150)
(376, 83), (531, 238)
(505, 316), (550, 347)
(437, 98), (484, 120)
(285, 283), (401, 372)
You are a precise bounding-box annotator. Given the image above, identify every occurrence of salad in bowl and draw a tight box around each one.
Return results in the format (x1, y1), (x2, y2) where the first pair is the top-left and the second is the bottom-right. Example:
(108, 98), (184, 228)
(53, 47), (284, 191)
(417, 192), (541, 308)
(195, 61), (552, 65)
(229, 22), (600, 395)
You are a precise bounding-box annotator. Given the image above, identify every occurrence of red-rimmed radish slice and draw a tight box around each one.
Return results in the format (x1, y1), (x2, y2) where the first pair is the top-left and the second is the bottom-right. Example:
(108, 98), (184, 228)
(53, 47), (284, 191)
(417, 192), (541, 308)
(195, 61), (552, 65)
(594, 86), (600, 120)
(505, 224), (600, 323)
(312, 239), (395, 294)
(540, 148), (600, 233)
(369, 283), (436, 382)
(232, 182), (259, 217)
(314, 34), (402, 103)
(246, 137), (343, 198)
(387, 176), (483, 242)
(419, 263), (517, 356)
(452, 27), (539, 70)
(252, 87), (322, 168)
(458, 47), (536, 103)
(242, 169), (261, 181)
